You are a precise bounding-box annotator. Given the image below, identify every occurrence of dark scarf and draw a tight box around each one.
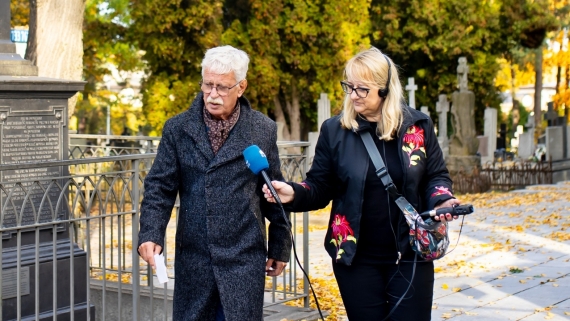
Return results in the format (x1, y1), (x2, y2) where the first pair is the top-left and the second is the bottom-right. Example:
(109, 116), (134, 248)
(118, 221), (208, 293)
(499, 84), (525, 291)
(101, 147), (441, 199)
(203, 101), (241, 154)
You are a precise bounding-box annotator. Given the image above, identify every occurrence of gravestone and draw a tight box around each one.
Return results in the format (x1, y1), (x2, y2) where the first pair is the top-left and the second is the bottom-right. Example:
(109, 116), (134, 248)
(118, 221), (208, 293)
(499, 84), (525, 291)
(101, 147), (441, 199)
(436, 95), (449, 159)
(546, 126), (564, 161)
(405, 78), (417, 109)
(0, 2), (93, 319)
(497, 123), (507, 150)
(478, 107), (497, 164)
(317, 93), (330, 132)
(477, 136), (488, 160)
(420, 106), (430, 117)
(518, 115), (536, 159)
(544, 102), (558, 126)
(446, 57), (481, 174)
(308, 93), (331, 164)
(518, 129), (535, 159)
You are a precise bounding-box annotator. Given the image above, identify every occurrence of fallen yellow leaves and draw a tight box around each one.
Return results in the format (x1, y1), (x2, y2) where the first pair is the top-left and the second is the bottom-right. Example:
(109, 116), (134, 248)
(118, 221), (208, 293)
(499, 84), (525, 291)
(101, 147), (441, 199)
(546, 231), (570, 241)
(284, 277), (345, 321)
(544, 311), (555, 319)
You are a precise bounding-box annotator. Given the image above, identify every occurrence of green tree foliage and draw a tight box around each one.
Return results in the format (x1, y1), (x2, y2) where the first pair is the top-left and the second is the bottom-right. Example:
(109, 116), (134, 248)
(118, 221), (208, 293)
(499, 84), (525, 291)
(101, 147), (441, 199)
(129, 0), (224, 134)
(10, 0), (29, 26)
(222, 0), (371, 140)
(80, 0), (146, 134)
(371, 0), (505, 134)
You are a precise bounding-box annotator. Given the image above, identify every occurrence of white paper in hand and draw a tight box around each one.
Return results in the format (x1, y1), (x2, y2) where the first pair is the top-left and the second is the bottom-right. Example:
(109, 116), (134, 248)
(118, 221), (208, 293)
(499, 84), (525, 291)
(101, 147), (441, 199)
(154, 254), (168, 284)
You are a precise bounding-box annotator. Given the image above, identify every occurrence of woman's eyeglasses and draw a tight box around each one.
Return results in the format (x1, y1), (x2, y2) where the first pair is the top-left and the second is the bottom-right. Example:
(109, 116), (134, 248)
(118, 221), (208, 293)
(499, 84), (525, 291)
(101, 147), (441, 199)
(340, 81), (370, 98)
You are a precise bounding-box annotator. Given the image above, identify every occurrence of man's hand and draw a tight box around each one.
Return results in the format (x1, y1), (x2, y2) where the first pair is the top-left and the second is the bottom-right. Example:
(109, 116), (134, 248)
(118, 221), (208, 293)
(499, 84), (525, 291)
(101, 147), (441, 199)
(266, 258), (287, 277)
(138, 241), (162, 269)
(433, 198), (461, 223)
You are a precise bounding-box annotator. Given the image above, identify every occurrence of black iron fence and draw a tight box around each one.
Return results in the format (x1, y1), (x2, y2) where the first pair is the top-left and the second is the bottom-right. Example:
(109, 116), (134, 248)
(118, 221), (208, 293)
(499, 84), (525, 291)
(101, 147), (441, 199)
(451, 159), (553, 194)
(2, 138), (311, 321)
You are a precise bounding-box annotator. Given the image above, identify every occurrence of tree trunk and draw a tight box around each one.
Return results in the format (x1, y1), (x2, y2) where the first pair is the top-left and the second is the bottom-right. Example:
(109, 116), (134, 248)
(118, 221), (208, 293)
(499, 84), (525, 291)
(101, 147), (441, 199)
(510, 59), (517, 108)
(273, 95), (291, 141)
(286, 81), (301, 142)
(534, 47), (543, 138)
(556, 65), (561, 95)
(26, 0), (84, 118)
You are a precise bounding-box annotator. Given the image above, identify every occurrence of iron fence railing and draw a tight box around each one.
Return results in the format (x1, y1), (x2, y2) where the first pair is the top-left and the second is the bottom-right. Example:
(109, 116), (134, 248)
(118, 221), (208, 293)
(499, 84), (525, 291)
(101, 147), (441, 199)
(450, 159), (553, 194)
(1, 139), (311, 321)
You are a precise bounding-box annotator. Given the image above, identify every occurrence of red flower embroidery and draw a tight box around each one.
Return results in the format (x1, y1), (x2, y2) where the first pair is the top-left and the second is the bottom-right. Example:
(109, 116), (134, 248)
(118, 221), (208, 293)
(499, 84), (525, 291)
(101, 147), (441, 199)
(330, 214), (356, 261)
(431, 186), (453, 197)
(403, 125), (425, 149)
(402, 125), (426, 167)
(299, 182), (310, 190)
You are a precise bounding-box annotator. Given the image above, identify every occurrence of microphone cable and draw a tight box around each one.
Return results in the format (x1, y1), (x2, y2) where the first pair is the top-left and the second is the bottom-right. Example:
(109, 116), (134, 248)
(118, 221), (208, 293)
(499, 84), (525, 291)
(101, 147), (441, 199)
(272, 199), (325, 320)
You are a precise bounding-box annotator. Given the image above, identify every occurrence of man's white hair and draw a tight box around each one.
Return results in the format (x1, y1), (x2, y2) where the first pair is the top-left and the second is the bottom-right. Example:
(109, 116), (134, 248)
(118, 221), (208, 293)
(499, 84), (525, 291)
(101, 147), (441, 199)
(201, 45), (249, 82)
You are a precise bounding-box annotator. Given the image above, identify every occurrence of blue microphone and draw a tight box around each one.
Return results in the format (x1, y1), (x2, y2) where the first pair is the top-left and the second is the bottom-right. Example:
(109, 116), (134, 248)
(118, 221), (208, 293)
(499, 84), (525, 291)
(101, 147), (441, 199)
(243, 145), (282, 205)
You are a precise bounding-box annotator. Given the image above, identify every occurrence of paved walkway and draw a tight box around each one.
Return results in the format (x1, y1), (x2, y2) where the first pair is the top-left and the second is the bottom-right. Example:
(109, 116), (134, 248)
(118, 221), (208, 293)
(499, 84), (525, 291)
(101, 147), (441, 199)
(283, 182), (570, 320)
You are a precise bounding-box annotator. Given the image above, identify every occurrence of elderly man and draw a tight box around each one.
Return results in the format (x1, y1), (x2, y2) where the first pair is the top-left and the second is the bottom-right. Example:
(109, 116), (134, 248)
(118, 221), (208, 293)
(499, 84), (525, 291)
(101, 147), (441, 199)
(138, 45), (291, 321)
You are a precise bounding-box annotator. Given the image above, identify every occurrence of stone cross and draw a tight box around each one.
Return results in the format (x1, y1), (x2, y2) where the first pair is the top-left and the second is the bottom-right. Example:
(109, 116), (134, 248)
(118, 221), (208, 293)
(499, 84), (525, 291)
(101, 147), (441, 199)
(405, 77), (418, 109)
(420, 106), (430, 117)
(545, 101), (558, 126)
(457, 57), (469, 92)
(317, 93), (331, 132)
(436, 94), (450, 141)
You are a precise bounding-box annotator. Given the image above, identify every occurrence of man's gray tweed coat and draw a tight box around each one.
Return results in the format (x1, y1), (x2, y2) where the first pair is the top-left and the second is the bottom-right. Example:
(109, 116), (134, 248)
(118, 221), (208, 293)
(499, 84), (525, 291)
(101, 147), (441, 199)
(138, 93), (292, 321)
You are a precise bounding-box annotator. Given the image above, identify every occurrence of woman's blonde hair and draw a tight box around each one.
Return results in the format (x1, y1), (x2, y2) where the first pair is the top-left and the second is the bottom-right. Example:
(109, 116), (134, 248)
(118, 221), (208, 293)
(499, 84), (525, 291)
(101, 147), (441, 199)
(340, 47), (405, 140)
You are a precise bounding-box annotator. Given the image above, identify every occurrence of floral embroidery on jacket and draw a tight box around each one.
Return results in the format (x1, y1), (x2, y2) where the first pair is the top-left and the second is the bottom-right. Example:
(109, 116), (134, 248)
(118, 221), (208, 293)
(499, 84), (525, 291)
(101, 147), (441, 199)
(330, 214), (356, 261)
(431, 186), (453, 197)
(402, 125), (426, 167)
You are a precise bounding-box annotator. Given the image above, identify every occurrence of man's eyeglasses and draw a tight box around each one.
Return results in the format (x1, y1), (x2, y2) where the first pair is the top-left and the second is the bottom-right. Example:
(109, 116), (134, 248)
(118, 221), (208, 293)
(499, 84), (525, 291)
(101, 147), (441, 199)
(340, 81), (370, 98)
(200, 80), (243, 96)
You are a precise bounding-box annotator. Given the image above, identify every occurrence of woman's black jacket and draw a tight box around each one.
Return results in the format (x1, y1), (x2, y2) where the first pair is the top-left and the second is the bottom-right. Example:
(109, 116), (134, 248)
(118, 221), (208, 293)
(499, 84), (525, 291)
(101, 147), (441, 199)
(288, 106), (454, 265)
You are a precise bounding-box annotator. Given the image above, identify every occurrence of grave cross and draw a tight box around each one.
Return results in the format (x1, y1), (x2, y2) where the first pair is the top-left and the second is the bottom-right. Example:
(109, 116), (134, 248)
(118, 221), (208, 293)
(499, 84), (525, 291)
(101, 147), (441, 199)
(405, 77), (418, 109)
(545, 102), (558, 127)
(436, 94), (450, 141)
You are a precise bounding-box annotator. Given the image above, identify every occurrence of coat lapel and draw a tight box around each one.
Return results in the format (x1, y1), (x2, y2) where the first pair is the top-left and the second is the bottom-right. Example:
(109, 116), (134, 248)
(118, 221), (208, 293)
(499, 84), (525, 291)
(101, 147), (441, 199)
(183, 93), (215, 161)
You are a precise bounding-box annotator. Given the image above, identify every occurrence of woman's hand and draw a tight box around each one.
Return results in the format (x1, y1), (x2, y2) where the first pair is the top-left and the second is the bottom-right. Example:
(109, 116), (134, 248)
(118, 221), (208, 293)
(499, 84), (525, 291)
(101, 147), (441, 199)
(263, 181), (295, 204)
(433, 198), (461, 223)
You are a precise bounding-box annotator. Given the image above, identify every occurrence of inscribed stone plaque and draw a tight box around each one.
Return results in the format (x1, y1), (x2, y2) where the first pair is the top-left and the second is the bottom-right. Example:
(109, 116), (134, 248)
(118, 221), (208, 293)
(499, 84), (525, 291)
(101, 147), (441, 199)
(0, 105), (66, 232)
(2, 266), (30, 299)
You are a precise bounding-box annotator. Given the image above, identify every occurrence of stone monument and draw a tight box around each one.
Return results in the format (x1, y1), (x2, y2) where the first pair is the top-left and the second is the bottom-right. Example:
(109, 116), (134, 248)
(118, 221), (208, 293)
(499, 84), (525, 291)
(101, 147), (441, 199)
(0, 1), (93, 319)
(405, 77), (418, 109)
(436, 95), (450, 158)
(446, 57), (481, 174)
(308, 93), (331, 164)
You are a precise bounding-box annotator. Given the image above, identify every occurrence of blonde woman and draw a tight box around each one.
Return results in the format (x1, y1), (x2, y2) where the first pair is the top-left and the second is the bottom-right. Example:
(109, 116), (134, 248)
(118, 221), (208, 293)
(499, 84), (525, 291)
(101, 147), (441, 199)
(264, 47), (460, 320)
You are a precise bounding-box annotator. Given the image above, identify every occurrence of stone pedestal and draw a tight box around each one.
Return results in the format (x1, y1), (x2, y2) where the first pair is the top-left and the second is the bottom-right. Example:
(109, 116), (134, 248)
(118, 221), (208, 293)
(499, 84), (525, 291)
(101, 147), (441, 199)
(449, 90), (479, 156)
(0, 76), (93, 320)
(445, 155), (482, 175)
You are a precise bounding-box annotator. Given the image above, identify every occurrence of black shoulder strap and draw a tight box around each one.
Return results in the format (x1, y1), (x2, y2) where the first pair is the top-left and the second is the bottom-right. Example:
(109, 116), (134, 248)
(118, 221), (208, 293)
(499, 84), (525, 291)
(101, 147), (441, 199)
(359, 131), (401, 199)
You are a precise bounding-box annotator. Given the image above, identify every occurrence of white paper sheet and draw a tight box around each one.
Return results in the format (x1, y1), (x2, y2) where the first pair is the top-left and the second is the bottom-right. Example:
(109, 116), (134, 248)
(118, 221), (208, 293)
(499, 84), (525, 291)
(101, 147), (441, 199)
(154, 253), (168, 284)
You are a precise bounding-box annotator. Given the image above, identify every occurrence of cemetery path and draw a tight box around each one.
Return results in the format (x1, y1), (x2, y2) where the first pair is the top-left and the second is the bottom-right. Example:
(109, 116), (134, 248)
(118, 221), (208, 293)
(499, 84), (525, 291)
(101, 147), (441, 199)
(290, 182), (570, 320)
